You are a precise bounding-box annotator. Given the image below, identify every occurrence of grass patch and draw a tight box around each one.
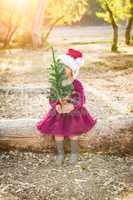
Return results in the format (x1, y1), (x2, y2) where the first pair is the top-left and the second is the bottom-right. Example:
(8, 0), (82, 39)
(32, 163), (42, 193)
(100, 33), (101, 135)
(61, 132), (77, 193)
(70, 40), (112, 45)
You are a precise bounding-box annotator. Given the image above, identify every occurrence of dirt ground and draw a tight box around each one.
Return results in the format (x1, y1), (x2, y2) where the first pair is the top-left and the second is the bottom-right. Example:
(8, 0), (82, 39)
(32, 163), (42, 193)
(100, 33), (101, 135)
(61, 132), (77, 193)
(0, 25), (133, 199)
(0, 150), (133, 200)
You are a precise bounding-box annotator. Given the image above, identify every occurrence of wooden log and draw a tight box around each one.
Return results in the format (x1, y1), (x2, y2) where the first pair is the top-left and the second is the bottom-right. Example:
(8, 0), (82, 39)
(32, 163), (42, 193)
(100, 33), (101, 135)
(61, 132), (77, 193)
(0, 116), (133, 155)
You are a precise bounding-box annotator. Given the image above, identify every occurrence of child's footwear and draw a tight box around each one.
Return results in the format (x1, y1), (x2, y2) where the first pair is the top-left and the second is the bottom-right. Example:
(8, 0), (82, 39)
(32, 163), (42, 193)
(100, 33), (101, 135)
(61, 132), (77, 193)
(69, 139), (78, 164)
(55, 140), (65, 166)
(70, 153), (78, 164)
(55, 154), (64, 166)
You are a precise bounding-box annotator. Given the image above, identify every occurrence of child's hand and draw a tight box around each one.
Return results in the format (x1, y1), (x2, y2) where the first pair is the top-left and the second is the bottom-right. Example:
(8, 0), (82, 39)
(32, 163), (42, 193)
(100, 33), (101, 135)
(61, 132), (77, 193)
(56, 104), (63, 113)
(56, 103), (74, 113)
(59, 96), (70, 105)
(63, 103), (74, 113)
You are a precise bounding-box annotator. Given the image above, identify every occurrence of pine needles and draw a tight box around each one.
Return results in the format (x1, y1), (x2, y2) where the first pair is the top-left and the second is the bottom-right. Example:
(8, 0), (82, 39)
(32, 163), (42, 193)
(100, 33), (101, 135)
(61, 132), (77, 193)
(47, 47), (74, 106)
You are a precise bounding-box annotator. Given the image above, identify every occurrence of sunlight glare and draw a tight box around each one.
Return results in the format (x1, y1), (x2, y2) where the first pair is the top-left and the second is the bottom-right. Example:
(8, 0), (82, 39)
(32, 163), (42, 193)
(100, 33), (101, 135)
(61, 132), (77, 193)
(17, 0), (27, 7)
(7, 0), (28, 8)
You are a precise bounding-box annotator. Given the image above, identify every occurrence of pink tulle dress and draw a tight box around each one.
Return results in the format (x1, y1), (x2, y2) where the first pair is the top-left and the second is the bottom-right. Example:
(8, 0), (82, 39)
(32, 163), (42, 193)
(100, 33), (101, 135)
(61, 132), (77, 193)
(36, 79), (97, 137)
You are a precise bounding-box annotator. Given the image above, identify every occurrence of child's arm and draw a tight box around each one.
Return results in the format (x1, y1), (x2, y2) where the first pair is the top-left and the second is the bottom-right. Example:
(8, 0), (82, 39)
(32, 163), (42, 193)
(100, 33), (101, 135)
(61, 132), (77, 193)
(72, 80), (86, 109)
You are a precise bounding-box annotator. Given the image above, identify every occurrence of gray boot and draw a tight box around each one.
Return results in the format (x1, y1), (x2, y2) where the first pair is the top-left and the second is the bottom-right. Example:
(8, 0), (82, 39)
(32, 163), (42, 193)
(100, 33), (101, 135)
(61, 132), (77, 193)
(69, 139), (78, 164)
(55, 140), (65, 165)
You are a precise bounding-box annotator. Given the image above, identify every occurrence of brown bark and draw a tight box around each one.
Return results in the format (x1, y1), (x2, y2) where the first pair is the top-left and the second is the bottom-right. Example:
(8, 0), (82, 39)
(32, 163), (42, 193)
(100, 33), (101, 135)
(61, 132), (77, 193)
(32, 0), (48, 49)
(125, 0), (133, 45)
(3, 26), (18, 48)
(2, 6), (18, 48)
(43, 16), (64, 43)
(105, 1), (118, 52)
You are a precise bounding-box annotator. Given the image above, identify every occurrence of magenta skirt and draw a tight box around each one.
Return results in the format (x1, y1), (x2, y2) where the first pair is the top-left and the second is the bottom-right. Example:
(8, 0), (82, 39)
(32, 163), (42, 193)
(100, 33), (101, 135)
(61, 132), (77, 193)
(36, 106), (97, 137)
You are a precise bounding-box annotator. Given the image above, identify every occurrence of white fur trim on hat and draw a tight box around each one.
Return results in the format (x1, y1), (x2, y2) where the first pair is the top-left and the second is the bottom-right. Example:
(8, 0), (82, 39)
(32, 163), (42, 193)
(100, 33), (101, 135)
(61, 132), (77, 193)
(57, 54), (84, 79)
(76, 57), (84, 66)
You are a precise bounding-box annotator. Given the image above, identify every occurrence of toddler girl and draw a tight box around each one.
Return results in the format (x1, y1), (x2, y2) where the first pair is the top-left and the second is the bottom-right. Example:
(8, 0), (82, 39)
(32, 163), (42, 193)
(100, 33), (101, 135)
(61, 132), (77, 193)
(36, 48), (97, 166)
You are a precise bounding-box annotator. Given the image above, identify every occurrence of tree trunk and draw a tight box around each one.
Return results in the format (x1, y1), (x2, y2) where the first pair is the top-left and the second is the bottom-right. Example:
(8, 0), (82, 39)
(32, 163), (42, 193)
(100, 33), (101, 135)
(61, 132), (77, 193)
(3, 26), (18, 48)
(112, 24), (118, 52)
(43, 16), (64, 43)
(125, 18), (133, 45)
(105, 1), (118, 52)
(125, 0), (133, 45)
(32, 0), (48, 49)
(2, 6), (17, 49)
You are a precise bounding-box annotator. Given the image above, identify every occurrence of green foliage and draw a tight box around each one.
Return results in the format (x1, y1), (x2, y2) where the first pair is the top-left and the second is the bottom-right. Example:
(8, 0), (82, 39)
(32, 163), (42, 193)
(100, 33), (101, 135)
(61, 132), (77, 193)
(47, 48), (73, 102)
(0, 0), (89, 48)
(96, 0), (125, 24)
(124, 0), (133, 18)
(46, 0), (88, 25)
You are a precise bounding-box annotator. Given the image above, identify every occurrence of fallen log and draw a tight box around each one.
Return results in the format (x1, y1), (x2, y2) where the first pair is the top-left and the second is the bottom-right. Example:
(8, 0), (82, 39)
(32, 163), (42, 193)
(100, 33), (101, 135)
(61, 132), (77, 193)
(0, 116), (133, 155)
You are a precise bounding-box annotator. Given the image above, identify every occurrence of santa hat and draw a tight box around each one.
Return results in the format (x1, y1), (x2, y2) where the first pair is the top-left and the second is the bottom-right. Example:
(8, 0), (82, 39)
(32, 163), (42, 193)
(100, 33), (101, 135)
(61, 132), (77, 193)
(57, 49), (84, 79)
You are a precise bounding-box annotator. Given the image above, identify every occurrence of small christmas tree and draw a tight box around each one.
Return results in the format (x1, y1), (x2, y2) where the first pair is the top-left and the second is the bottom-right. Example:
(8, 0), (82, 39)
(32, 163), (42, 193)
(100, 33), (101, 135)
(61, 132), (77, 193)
(47, 47), (74, 110)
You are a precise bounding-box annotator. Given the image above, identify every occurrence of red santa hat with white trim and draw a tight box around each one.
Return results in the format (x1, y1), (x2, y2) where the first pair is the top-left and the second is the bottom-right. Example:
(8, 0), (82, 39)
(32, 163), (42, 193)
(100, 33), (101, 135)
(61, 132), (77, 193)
(57, 49), (84, 79)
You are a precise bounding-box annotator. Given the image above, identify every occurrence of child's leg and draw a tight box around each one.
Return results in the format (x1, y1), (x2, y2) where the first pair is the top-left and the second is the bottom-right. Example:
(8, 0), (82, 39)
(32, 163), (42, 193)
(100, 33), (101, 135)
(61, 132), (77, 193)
(55, 136), (64, 141)
(54, 136), (65, 165)
(69, 136), (79, 164)
(69, 136), (78, 140)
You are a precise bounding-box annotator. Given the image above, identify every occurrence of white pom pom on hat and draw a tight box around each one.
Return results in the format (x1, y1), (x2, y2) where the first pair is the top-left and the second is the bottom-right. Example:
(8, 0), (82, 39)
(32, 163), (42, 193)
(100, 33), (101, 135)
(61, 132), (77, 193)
(57, 48), (84, 79)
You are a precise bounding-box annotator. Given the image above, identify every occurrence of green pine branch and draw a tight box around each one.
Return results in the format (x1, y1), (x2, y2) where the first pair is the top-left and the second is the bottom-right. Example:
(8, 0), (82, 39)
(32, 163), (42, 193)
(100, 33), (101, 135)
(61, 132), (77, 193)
(47, 47), (74, 105)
